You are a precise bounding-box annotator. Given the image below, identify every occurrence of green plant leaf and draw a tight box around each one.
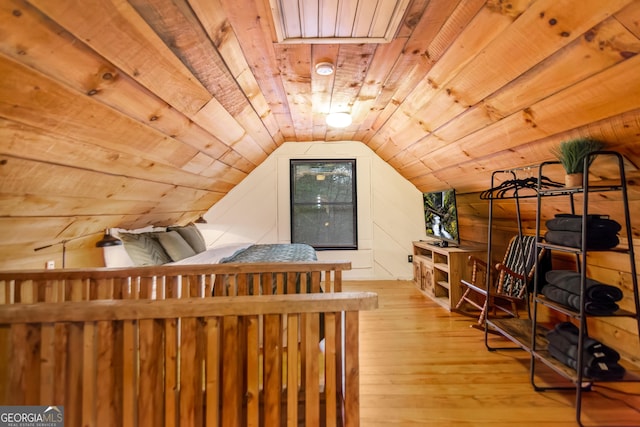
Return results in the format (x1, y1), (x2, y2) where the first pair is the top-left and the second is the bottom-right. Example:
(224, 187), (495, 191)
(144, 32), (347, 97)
(551, 138), (605, 174)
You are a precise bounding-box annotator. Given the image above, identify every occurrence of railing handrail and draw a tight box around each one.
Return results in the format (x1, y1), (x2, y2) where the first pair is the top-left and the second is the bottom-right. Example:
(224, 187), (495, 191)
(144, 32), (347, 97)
(0, 261), (351, 280)
(0, 291), (378, 323)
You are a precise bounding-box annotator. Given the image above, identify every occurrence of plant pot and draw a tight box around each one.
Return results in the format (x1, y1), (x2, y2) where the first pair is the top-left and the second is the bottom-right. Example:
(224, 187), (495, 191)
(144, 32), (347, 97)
(565, 173), (583, 188)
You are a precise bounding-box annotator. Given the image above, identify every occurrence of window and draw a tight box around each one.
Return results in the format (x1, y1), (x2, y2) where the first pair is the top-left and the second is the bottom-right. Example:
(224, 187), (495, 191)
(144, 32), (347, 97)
(290, 159), (357, 250)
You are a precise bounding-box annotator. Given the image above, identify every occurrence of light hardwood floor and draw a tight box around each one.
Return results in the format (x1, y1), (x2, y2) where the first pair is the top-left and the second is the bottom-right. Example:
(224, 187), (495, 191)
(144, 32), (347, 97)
(343, 281), (640, 427)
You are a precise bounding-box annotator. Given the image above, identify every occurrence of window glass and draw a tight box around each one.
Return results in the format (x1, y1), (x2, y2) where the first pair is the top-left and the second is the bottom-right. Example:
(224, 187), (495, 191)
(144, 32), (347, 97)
(290, 159), (357, 250)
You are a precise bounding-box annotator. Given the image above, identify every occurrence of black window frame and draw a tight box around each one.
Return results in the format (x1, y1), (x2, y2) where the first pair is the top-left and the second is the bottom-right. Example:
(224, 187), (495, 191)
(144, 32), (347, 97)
(290, 159), (358, 250)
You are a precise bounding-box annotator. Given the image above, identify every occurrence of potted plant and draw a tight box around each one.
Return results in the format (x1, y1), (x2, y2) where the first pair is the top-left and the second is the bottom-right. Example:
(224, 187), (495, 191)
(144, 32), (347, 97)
(552, 138), (605, 187)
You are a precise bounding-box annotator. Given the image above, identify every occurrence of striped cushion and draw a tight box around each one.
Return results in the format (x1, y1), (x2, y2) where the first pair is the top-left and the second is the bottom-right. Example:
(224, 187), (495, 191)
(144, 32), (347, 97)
(500, 235), (537, 297)
(120, 232), (171, 266)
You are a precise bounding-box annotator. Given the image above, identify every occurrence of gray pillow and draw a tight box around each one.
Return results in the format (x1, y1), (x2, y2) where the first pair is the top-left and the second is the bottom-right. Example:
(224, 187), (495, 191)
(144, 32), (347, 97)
(155, 231), (196, 261)
(120, 233), (171, 266)
(168, 224), (206, 253)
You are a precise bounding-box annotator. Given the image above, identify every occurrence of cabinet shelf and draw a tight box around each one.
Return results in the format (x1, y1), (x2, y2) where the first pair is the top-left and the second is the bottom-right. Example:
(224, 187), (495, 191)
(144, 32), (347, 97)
(436, 280), (450, 290)
(434, 262), (448, 272)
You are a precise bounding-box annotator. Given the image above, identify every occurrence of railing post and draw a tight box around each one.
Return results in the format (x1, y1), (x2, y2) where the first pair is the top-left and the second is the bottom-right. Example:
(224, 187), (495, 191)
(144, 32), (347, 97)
(343, 311), (360, 427)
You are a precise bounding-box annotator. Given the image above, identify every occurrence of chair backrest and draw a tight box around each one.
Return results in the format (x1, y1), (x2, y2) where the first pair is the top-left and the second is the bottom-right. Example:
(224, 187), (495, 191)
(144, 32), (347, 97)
(498, 235), (539, 298)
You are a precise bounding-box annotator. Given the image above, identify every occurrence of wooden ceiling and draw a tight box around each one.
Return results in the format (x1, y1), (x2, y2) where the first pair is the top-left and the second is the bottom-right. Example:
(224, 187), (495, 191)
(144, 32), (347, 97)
(1, 0), (640, 268)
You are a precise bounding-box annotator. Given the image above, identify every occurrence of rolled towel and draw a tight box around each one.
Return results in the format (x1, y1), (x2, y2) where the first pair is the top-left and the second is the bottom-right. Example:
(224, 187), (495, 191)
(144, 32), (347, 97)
(584, 300), (619, 315)
(587, 285), (623, 303)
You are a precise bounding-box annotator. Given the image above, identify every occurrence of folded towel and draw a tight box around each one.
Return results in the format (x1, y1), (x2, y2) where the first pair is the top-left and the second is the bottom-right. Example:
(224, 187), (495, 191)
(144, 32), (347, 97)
(546, 326), (620, 364)
(550, 323), (616, 349)
(545, 230), (619, 250)
(546, 270), (623, 302)
(546, 214), (621, 233)
(547, 343), (626, 380)
(542, 283), (578, 308)
(541, 284), (619, 315)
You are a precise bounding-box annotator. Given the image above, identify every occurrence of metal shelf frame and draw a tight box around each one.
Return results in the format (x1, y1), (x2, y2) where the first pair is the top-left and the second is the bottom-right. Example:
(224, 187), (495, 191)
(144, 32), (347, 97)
(482, 167), (536, 351)
(530, 151), (640, 426)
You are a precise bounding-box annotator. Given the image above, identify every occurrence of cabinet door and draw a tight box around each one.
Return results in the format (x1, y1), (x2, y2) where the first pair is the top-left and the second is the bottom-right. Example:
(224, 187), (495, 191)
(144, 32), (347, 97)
(422, 262), (434, 296)
(413, 260), (422, 288)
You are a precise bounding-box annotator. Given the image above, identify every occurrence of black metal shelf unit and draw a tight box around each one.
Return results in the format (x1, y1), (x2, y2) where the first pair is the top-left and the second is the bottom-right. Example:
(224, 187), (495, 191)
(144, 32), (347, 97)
(529, 151), (640, 426)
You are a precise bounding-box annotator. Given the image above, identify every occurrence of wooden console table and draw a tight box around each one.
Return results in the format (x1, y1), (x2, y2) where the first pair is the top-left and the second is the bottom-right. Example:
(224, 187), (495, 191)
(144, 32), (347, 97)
(412, 240), (485, 310)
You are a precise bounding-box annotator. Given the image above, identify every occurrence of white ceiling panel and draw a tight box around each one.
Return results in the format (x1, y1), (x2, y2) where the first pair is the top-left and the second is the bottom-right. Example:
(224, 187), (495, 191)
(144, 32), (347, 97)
(269, 0), (411, 44)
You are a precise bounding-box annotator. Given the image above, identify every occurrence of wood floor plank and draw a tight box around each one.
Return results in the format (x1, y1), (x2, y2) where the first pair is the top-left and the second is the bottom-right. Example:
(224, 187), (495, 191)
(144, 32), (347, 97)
(344, 281), (640, 427)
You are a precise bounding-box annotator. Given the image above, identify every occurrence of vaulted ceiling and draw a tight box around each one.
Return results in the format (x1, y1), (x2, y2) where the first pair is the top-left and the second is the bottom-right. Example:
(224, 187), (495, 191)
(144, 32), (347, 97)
(1, 0), (640, 268)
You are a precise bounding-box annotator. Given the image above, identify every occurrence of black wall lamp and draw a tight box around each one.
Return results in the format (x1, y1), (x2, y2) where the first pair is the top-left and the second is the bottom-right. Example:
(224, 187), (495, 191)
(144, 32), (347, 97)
(95, 229), (123, 247)
(34, 229), (122, 268)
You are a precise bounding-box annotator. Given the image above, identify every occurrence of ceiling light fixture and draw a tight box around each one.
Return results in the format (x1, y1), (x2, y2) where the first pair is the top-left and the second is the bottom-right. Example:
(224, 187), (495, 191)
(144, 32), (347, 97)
(315, 62), (335, 76)
(326, 112), (352, 128)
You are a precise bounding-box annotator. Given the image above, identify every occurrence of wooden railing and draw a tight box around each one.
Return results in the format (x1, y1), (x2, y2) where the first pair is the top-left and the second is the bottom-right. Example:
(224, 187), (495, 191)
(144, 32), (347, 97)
(0, 262), (376, 427)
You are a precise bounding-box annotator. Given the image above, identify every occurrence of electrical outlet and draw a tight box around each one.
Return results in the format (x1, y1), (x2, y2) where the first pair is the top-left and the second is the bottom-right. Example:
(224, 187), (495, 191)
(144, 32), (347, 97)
(46, 260), (55, 269)
(408, 254), (413, 263)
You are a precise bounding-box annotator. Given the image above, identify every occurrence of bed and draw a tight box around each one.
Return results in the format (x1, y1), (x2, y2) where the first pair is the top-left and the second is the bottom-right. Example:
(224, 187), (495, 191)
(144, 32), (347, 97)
(103, 225), (321, 298)
(103, 224), (317, 269)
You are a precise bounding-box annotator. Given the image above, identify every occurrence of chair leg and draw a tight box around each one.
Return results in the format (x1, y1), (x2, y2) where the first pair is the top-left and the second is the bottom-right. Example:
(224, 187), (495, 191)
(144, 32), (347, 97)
(454, 288), (486, 319)
(455, 288), (471, 311)
(475, 300), (488, 328)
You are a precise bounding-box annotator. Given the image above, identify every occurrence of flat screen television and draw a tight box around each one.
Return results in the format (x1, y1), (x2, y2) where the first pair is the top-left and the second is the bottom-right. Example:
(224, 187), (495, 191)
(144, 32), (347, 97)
(423, 189), (460, 247)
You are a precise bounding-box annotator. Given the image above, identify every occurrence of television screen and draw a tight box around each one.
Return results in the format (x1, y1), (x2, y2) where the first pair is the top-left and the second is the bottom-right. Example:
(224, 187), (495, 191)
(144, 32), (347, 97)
(423, 189), (459, 246)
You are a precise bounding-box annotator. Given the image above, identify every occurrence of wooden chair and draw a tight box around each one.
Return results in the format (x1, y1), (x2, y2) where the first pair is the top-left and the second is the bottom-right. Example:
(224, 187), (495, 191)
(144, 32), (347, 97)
(455, 235), (541, 328)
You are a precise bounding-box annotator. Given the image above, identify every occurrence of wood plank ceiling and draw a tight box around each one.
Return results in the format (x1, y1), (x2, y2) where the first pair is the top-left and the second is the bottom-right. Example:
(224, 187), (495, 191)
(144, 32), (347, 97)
(1, 0), (640, 268)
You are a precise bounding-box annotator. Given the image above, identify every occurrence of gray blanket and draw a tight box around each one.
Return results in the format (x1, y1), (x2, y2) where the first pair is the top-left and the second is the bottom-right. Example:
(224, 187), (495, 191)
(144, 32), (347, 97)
(220, 243), (317, 263)
(218, 243), (319, 295)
